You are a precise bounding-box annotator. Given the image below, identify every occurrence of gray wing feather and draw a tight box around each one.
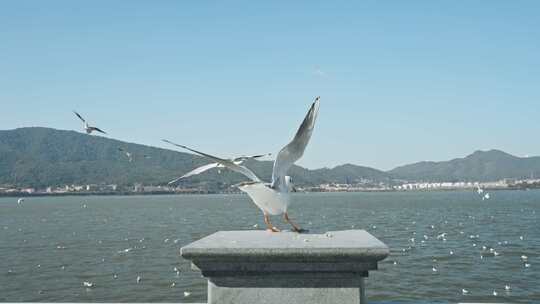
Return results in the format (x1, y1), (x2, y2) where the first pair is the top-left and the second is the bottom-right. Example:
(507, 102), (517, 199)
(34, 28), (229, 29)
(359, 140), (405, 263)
(168, 162), (220, 184)
(233, 153), (271, 162)
(73, 111), (85, 122)
(162, 139), (261, 182)
(271, 97), (320, 187)
(91, 127), (107, 134)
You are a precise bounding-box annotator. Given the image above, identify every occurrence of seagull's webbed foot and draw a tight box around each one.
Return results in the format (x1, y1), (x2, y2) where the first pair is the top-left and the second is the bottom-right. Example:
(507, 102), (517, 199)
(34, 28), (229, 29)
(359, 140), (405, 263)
(283, 212), (307, 233)
(264, 213), (281, 232)
(268, 226), (281, 232)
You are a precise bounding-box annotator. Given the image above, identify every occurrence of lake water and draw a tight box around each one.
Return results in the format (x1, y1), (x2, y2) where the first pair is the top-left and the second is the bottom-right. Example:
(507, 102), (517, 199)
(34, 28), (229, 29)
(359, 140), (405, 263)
(1, 191), (539, 303)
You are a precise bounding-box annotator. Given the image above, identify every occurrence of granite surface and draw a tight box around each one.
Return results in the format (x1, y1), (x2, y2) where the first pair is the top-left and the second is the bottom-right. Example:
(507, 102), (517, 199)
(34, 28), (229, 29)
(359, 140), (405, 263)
(181, 230), (389, 262)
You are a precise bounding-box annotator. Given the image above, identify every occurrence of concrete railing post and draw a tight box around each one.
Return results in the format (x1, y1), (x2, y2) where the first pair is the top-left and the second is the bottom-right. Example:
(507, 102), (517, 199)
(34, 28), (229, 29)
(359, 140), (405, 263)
(181, 230), (389, 304)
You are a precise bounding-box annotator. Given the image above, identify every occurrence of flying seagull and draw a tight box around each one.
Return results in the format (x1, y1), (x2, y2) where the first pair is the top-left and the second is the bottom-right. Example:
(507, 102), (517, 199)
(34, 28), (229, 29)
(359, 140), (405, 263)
(166, 153), (271, 185)
(73, 111), (107, 135)
(118, 147), (133, 162)
(163, 96), (320, 232)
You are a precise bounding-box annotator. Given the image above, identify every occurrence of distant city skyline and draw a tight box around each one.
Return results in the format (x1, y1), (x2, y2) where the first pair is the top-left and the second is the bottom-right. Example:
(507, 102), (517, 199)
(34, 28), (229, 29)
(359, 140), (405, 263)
(2, 1), (540, 170)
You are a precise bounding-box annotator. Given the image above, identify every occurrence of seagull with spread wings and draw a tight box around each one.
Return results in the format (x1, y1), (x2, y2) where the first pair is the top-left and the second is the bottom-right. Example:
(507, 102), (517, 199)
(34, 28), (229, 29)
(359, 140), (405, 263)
(166, 153), (271, 185)
(163, 96), (320, 232)
(73, 111), (107, 135)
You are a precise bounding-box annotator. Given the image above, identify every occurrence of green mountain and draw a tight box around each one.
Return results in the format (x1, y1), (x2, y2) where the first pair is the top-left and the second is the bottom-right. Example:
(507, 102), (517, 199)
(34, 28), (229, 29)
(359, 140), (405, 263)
(3, 128), (538, 189)
(389, 149), (540, 182)
(0, 127), (390, 190)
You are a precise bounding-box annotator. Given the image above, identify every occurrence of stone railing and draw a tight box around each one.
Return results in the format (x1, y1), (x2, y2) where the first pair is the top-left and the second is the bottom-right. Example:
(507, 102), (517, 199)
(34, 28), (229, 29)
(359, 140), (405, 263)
(181, 230), (389, 304)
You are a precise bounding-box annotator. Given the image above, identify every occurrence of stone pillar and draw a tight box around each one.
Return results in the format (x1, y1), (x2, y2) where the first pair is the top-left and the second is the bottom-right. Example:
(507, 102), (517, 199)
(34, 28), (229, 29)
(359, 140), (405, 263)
(181, 230), (389, 304)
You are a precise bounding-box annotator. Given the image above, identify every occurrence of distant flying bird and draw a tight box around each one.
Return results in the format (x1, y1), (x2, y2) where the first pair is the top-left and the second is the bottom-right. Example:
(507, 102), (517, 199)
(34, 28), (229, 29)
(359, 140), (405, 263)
(165, 153), (271, 185)
(163, 96), (320, 232)
(17, 198), (24, 205)
(73, 111), (107, 135)
(118, 148), (133, 162)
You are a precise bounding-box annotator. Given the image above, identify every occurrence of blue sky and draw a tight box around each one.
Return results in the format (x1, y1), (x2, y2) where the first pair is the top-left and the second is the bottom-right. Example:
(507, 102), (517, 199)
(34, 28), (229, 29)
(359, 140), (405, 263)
(1, 1), (539, 170)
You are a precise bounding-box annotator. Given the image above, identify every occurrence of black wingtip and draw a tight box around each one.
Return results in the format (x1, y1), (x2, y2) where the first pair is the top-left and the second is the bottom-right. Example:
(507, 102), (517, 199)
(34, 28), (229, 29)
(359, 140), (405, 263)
(312, 96), (321, 109)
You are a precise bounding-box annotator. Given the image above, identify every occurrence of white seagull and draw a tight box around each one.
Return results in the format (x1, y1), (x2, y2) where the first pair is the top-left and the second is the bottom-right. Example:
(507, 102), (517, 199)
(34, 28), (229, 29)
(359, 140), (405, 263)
(163, 97), (320, 232)
(166, 153), (271, 185)
(17, 198), (24, 205)
(476, 184), (484, 194)
(83, 281), (94, 288)
(118, 147), (133, 162)
(73, 111), (107, 135)
(482, 192), (490, 200)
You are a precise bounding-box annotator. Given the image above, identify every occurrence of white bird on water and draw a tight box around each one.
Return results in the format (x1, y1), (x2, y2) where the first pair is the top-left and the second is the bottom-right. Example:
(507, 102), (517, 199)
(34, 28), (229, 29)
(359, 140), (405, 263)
(73, 111), (107, 135)
(482, 192), (490, 200)
(167, 153), (271, 185)
(476, 184), (484, 194)
(163, 97), (320, 232)
(83, 281), (94, 288)
(17, 198), (24, 205)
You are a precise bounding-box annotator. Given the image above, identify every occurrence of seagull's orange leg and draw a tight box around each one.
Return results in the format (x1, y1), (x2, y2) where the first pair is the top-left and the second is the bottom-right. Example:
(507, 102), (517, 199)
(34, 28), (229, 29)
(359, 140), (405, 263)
(264, 213), (280, 232)
(283, 212), (304, 232)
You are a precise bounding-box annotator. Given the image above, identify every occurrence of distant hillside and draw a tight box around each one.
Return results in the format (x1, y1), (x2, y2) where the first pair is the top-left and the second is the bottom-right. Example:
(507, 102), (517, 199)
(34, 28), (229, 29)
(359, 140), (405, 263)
(0, 127), (390, 189)
(389, 149), (540, 182)
(3, 128), (538, 189)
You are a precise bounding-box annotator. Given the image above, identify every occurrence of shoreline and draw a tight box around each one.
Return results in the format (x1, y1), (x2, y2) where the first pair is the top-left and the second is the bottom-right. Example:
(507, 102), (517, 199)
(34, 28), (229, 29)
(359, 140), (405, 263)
(1, 186), (536, 198)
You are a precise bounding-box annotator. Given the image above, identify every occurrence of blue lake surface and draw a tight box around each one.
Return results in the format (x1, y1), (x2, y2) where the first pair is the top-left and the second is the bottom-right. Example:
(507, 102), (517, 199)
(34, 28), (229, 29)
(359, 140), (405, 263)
(1, 191), (539, 302)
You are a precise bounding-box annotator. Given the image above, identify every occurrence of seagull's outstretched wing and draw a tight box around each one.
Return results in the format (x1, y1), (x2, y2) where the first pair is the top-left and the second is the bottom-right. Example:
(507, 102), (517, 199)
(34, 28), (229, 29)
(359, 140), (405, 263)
(91, 127), (107, 134)
(271, 97), (320, 188)
(233, 153), (272, 162)
(162, 139), (261, 182)
(73, 111), (86, 123)
(168, 162), (220, 184)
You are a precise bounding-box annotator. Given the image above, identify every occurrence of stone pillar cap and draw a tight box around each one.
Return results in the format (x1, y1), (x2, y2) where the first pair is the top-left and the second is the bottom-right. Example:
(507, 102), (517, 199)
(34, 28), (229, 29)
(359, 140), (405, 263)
(181, 230), (389, 263)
